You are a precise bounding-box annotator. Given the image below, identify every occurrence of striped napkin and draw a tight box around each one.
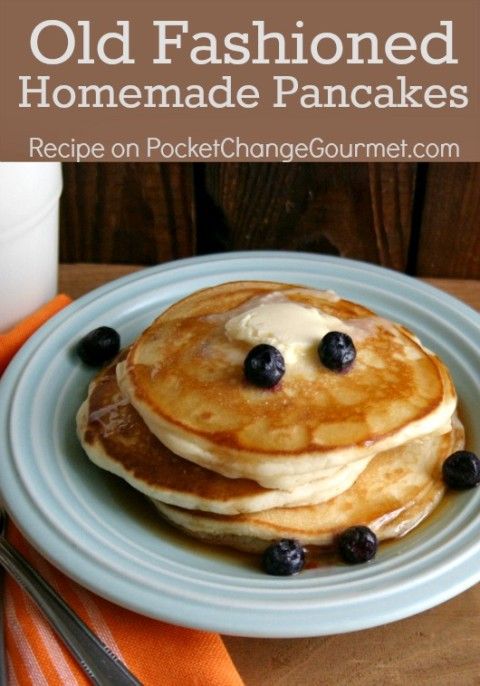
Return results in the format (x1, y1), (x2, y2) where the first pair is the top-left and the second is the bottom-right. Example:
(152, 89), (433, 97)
(0, 297), (244, 686)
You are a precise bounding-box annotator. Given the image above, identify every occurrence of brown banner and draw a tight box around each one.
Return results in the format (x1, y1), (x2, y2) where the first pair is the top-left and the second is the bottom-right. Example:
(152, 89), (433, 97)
(1, 0), (479, 161)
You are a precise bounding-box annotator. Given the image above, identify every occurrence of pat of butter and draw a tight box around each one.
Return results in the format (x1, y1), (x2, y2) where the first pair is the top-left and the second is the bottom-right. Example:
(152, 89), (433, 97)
(225, 301), (344, 364)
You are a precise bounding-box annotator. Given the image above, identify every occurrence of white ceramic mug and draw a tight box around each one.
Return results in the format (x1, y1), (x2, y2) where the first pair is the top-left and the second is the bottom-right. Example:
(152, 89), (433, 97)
(0, 162), (63, 332)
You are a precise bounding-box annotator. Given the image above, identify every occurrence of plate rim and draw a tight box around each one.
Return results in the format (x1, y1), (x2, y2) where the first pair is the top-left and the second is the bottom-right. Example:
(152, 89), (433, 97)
(1, 251), (479, 638)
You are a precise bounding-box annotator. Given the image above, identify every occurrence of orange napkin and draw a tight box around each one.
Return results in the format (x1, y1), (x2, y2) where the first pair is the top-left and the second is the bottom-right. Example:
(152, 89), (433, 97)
(1, 297), (244, 686)
(0, 295), (72, 374)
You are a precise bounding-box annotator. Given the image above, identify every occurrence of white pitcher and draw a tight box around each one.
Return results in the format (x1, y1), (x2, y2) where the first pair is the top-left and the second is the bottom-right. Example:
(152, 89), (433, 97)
(0, 162), (63, 332)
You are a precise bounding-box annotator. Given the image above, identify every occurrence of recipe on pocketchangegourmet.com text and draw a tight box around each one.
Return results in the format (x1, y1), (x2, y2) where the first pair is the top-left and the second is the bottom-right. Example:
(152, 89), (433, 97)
(27, 135), (462, 163)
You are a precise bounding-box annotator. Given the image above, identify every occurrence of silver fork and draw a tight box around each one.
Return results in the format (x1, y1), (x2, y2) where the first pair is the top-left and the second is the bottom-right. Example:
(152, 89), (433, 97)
(0, 509), (6, 686)
(0, 508), (143, 686)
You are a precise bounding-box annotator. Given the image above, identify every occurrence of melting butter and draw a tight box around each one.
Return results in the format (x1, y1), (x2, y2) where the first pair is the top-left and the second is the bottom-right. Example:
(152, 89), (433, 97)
(225, 301), (345, 364)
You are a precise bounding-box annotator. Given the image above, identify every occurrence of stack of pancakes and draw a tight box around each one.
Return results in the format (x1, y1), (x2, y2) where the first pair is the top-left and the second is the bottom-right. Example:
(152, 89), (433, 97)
(77, 282), (464, 553)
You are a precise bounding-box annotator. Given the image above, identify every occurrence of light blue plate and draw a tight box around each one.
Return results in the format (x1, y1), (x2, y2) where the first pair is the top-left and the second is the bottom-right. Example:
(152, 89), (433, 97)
(0, 252), (479, 638)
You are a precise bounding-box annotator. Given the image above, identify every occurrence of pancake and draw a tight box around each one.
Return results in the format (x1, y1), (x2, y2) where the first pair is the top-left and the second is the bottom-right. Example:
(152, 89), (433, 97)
(152, 417), (465, 553)
(117, 281), (457, 489)
(77, 353), (373, 515)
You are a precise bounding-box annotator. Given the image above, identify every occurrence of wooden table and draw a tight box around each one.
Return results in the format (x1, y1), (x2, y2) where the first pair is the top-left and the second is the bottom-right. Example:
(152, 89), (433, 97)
(60, 264), (480, 686)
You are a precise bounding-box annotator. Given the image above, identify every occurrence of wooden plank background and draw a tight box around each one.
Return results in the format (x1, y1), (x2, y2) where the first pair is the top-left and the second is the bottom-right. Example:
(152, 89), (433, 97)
(59, 162), (480, 278)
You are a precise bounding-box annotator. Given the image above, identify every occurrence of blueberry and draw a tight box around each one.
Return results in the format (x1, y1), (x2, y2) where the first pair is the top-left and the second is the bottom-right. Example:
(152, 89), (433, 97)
(244, 344), (285, 388)
(77, 326), (120, 366)
(337, 526), (378, 564)
(442, 450), (480, 489)
(318, 331), (356, 372)
(262, 539), (305, 576)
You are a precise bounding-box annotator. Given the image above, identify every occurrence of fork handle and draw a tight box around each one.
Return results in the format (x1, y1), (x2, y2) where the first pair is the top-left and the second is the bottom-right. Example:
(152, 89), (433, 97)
(0, 538), (142, 686)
